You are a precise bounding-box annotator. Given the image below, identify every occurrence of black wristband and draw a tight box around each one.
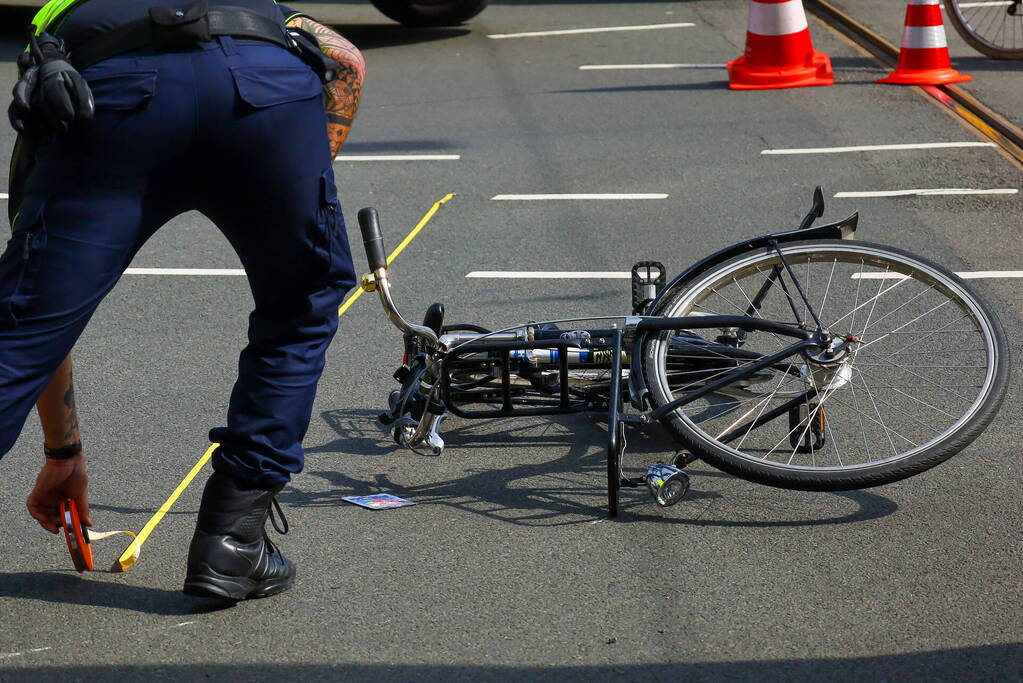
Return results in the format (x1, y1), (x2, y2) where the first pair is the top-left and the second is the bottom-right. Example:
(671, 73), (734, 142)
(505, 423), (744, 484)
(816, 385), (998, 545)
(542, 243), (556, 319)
(44, 441), (82, 460)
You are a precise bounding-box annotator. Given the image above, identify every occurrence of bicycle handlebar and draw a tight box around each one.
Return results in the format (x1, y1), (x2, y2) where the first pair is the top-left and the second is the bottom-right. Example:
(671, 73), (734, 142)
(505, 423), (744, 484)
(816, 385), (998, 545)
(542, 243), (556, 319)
(358, 207), (387, 271)
(356, 206), (443, 351)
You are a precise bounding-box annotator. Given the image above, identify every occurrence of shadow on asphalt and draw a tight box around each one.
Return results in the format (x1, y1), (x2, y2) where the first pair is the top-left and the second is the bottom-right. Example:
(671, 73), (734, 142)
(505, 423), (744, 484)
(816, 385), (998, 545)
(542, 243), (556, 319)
(341, 139), (464, 152)
(950, 56), (1023, 72)
(2, 644), (1021, 681)
(331, 23), (470, 49)
(0, 571), (236, 615)
(296, 408), (898, 528)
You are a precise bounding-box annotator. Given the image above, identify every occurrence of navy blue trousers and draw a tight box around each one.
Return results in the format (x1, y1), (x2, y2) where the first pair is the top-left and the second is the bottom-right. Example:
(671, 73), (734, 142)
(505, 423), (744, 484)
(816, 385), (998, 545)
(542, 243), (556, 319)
(0, 38), (356, 487)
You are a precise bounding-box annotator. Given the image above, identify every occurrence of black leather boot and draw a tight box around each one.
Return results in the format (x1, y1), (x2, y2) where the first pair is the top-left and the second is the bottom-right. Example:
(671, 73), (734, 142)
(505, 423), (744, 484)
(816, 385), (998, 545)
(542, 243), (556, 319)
(183, 471), (295, 600)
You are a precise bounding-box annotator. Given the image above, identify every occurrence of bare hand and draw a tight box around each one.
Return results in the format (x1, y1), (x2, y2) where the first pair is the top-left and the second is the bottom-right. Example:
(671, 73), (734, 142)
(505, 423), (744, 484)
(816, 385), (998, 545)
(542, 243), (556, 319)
(27, 455), (92, 534)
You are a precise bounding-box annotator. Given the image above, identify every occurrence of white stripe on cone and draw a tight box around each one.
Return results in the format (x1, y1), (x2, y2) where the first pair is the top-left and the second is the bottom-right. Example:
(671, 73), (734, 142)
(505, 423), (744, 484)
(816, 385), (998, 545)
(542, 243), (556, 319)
(909, 0), (939, 5)
(747, 0), (809, 36)
(903, 24), (949, 48)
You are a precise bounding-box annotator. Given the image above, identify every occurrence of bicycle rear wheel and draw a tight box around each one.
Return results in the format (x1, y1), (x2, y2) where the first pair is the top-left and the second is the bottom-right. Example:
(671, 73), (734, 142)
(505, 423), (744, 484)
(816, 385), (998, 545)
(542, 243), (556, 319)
(945, 0), (1023, 60)
(642, 240), (1009, 490)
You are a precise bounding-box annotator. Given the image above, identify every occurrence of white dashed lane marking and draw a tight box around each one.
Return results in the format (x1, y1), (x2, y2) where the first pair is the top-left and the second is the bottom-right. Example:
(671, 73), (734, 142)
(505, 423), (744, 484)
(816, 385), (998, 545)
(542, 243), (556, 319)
(488, 23), (694, 39)
(853, 271), (1023, 280)
(124, 268), (245, 275)
(335, 155), (460, 161)
(763, 142), (997, 155)
(836, 188), (1018, 197)
(491, 193), (668, 200)
(467, 271), (632, 279)
(469, 271), (1023, 280)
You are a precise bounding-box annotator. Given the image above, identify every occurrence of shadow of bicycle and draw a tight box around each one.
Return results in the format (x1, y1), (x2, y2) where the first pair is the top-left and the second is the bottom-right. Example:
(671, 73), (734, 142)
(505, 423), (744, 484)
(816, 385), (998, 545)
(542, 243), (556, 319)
(295, 407), (899, 528)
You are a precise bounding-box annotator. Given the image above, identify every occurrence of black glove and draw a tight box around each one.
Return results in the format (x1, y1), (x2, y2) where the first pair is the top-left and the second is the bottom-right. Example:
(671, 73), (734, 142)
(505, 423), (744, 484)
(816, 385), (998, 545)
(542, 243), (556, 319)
(9, 29), (95, 137)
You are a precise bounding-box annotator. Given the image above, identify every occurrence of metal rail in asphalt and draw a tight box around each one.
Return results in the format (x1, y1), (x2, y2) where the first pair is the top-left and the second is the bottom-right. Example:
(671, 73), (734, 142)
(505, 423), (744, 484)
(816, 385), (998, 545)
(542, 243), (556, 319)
(806, 0), (1023, 169)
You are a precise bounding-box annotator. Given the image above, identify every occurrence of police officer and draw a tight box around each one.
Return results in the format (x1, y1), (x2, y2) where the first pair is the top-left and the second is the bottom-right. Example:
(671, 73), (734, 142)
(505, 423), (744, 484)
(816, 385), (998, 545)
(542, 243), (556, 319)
(3, 0), (365, 600)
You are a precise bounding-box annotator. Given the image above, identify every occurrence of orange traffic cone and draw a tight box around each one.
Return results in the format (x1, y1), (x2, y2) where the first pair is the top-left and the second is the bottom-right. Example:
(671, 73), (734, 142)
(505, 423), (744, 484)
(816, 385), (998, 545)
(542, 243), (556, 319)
(728, 0), (834, 90)
(878, 0), (971, 85)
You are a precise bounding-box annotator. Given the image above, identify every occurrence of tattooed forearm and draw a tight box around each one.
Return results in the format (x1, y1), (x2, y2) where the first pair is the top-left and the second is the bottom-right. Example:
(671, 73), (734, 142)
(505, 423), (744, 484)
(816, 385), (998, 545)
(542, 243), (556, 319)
(36, 354), (81, 449)
(287, 17), (366, 158)
(63, 368), (80, 443)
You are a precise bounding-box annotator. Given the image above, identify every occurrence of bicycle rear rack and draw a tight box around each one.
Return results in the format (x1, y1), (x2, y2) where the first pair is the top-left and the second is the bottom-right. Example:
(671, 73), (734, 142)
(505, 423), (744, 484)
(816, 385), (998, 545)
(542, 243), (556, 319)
(441, 337), (608, 419)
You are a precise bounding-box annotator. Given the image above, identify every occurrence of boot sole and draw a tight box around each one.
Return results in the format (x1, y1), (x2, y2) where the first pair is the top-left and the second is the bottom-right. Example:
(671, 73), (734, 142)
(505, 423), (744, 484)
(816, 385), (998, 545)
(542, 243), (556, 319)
(184, 564), (295, 601)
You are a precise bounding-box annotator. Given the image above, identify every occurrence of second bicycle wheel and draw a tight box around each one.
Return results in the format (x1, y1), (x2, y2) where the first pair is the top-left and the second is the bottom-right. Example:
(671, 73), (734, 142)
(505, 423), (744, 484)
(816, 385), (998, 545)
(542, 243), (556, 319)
(642, 240), (1009, 490)
(945, 0), (1023, 60)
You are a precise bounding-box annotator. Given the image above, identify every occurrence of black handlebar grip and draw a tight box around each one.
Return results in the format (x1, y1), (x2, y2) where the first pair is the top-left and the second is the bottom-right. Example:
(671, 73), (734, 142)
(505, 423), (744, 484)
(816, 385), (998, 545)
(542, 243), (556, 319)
(358, 207), (387, 271)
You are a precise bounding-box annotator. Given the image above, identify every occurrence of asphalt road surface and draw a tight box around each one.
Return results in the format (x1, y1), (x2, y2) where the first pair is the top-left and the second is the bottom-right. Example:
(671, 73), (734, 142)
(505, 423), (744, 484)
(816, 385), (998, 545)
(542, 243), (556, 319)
(0, 1), (1021, 680)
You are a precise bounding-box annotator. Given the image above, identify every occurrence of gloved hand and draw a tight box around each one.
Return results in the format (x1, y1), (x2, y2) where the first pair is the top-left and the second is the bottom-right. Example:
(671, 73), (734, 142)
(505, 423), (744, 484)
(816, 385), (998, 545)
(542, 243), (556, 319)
(8, 30), (95, 137)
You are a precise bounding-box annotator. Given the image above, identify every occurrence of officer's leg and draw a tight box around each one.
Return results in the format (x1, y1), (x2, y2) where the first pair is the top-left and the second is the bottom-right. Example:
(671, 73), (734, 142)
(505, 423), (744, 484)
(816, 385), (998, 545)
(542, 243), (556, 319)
(0, 188), (181, 458)
(183, 41), (355, 600)
(0, 50), (196, 459)
(196, 59), (356, 487)
(201, 159), (354, 487)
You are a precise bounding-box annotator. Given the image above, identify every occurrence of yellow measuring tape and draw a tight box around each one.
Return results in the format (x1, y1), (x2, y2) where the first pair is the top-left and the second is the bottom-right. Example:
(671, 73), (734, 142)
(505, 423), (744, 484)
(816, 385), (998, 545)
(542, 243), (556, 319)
(114, 193), (456, 571)
(337, 193), (455, 316)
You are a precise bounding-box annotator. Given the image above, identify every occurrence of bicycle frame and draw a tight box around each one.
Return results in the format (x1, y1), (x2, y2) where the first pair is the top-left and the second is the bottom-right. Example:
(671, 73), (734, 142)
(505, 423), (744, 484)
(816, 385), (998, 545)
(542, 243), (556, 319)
(355, 187), (859, 517)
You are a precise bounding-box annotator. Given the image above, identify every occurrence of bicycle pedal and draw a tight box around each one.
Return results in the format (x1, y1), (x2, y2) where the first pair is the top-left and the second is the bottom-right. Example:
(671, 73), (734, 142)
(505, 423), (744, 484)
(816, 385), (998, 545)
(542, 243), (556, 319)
(631, 261), (666, 314)
(671, 451), (695, 468)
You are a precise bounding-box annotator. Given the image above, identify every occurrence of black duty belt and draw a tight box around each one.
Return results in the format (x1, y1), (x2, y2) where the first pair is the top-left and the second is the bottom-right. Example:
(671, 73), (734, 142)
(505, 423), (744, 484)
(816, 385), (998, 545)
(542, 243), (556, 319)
(69, 1), (292, 71)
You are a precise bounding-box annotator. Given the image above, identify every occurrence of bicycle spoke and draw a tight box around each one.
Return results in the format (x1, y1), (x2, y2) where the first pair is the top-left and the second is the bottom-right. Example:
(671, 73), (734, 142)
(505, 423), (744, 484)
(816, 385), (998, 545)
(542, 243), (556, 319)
(648, 242), (1000, 476)
(852, 364), (962, 420)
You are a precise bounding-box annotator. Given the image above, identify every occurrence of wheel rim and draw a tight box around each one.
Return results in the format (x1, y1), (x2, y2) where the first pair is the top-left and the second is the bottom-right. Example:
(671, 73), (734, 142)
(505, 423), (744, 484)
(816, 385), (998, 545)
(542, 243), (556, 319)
(650, 244), (1000, 473)
(949, 0), (1023, 56)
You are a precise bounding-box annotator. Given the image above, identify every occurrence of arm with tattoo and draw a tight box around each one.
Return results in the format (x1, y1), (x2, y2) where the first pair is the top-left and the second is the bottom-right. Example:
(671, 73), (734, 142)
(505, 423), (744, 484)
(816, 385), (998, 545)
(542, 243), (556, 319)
(286, 17), (365, 158)
(28, 353), (92, 534)
(36, 354), (80, 450)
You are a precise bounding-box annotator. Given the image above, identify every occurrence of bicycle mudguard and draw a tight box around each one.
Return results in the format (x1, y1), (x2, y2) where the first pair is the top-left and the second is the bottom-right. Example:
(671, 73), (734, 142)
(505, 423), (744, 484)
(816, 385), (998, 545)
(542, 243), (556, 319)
(641, 211), (858, 315)
(60, 499), (94, 572)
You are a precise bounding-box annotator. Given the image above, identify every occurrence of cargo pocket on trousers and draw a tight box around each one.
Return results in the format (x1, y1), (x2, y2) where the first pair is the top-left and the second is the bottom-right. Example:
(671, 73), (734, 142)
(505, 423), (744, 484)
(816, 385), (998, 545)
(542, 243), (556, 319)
(231, 65), (322, 108)
(315, 168), (354, 289)
(85, 70), (159, 111)
(0, 198), (48, 325)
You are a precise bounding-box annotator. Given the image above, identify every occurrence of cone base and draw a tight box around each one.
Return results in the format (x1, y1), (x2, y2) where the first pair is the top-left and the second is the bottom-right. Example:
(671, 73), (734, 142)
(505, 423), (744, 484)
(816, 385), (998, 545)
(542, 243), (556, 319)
(878, 68), (972, 85)
(728, 51), (834, 90)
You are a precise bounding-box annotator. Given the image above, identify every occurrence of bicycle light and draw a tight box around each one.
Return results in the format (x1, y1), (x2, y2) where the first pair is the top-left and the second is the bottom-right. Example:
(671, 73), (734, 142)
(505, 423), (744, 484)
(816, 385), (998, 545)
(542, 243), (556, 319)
(645, 464), (690, 507)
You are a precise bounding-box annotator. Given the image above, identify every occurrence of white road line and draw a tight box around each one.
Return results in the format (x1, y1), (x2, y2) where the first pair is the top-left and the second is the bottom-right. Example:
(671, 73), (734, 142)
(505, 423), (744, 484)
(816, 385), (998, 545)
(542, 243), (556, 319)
(951, 2), (1013, 8)
(124, 268), (245, 275)
(469, 271), (1023, 281)
(763, 142), (997, 155)
(579, 63), (726, 70)
(853, 271), (1023, 280)
(835, 188), (1018, 198)
(488, 23), (694, 39)
(491, 193), (668, 200)
(0, 193), (8, 200)
(467, 272), (631, 278)
(335, 155), (460, 161)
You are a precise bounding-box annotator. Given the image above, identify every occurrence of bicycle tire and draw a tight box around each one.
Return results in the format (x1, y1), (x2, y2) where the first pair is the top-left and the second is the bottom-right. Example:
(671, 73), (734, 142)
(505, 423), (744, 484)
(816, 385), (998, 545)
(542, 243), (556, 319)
(944, 0), (1023, 60)
(641, 240), (1009, 491)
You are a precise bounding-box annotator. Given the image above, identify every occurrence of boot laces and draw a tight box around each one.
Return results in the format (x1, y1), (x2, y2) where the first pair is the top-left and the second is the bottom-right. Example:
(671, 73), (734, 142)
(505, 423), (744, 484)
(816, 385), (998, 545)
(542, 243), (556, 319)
(263, 496), (289, 554)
